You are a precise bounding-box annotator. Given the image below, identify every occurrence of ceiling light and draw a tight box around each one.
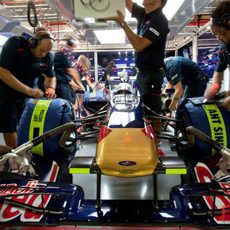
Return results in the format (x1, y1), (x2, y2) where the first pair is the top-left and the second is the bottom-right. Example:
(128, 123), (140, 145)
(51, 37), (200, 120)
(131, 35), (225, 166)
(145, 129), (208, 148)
(125, 0), (185, 21)
(94, 30), (125, 44)
(84, 17), (96, 24)
(0, 34), (10, 46)
(163, 0), (185, 20)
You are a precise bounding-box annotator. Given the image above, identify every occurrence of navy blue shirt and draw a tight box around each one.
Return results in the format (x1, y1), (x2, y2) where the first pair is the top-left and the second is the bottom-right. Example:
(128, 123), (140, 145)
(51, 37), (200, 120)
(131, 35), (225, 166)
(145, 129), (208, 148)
(104, 65), (114, 78)
(132, 4), (169, 70)
(165, 56), (203, 85)
(215, 44), (230, 72)
(54, 48), (74, 83)
(0, 36), (54, 101)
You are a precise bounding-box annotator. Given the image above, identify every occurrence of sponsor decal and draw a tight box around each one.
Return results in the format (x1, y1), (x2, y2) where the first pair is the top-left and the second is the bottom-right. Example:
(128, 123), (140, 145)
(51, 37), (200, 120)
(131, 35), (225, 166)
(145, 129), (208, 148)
(149, 27), (160, 36)
(219, 182), (230, 195)
(29, 100), (52, 155)
(0, 162), (59, 222)
(171, 74), (178, 81)
(118, 161), (137, 166)
(195, 162), (230, 224)
(203, 104), (227, 155)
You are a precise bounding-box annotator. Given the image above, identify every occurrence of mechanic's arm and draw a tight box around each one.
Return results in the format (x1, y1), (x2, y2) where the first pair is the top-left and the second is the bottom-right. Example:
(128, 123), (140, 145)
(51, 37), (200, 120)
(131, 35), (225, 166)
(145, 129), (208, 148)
(67, 67), (85, 91)
(0, 66), (43, 98)
(69, 80), (81, 91)
(43, 75), (56, 98)
(168, 81), (183, 111)
(86, 75), (94, 89)
(162, 82), (173, 95)
(212, 71), (223, 84)
(107, 10), (152, 52)
(106, 73), (111, 82)
(204, 71), (223, 99)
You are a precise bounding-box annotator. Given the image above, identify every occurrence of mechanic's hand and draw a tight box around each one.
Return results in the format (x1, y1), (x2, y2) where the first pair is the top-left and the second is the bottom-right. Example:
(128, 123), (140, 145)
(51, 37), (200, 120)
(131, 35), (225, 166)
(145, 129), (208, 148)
(218, 156), (229, 175)
(78, 84), (86, 92)
(168, 105), (174, 112)
(0, 145), (12, 155)
(204, 82), (221, 100)
(69, 81), (80, 91)
(222, 96), (230, 110)
(27, 88), (44, 98)
(45, 87), (56, 99)
(105, 10), (125, 24)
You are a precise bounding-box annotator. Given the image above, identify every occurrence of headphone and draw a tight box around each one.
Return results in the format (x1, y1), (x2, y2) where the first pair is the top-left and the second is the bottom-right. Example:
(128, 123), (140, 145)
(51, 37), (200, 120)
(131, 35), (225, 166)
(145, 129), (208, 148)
(212, 14), (230, 30)
(28, 32), (55, 49)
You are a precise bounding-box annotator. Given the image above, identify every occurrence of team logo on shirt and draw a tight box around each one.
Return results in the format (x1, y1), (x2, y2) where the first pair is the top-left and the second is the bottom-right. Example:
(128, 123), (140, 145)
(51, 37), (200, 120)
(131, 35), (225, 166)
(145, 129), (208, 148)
(149, 27), (160, 36)
(171, 74), (178, 80)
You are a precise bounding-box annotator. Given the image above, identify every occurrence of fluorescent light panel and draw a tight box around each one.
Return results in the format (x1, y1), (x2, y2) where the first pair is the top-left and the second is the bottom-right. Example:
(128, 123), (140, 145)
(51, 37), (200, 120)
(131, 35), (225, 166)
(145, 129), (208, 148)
(0, 34), (9, 45)
(128, 0), (185, 20)
(163, 0), (185, 20)
(94, 30), (125, 44)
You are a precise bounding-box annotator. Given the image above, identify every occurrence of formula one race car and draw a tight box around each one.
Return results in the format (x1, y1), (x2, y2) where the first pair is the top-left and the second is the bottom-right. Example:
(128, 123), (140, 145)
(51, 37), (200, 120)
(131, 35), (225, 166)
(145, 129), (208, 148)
(0, 86), (230, 229)
(70, 82), (187, 209)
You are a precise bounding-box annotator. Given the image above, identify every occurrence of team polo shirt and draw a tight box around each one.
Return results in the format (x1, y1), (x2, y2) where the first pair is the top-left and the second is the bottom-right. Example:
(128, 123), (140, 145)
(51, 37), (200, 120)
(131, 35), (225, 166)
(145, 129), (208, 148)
(104, 66), (114, 78)
(54, 48), (74, 83)
(132, 3), (169, 70)
(0, 36), (54, 102)
(165, 56), (202, 85)
(215, 44), (230, 72)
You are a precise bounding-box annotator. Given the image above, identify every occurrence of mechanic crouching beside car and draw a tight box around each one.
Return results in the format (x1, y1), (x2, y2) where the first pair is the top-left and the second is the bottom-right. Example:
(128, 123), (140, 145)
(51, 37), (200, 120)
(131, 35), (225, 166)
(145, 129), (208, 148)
(163, 56), (208, 111)
(0, 28), (56, 148)
(204, 0), (230, 109)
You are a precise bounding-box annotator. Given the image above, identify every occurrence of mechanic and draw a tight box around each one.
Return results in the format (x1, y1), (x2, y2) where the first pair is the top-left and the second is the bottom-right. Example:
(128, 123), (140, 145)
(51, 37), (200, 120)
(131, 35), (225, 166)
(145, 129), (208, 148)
(204, 0), (230, 109)
(0, 28), (56, 148)
(54, 36), (85, 104)
(77, 54), (94, 91)
(163, 56), (208, 111)
(104, 59), (115, 89)
(106, 0), (169, 134)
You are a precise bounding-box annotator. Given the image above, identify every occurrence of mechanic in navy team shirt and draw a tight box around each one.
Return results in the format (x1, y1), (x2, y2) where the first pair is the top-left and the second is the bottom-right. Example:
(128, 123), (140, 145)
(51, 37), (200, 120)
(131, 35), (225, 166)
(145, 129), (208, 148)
(106, 0), (169, 134)
(104, 59), (115, 89)
(0, 28), (56, 148)
(204, 0), (230, 109)
(54, 37), (85, 104)
(163, 56), (208, 111)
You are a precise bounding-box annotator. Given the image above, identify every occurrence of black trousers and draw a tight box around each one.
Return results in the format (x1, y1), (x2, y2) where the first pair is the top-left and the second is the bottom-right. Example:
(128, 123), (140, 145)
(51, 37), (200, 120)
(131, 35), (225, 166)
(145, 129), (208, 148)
(136, 69), (164, 115)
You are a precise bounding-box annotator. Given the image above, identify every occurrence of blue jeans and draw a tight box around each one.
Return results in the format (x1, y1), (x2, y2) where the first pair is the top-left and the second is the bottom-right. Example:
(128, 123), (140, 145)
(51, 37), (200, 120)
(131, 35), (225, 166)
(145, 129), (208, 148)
(56, 82), (76, 104)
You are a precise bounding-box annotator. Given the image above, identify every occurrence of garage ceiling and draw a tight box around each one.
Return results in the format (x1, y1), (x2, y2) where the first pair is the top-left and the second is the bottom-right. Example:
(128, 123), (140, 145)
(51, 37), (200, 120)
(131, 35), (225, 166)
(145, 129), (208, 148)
(0, 0), (221, 51)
